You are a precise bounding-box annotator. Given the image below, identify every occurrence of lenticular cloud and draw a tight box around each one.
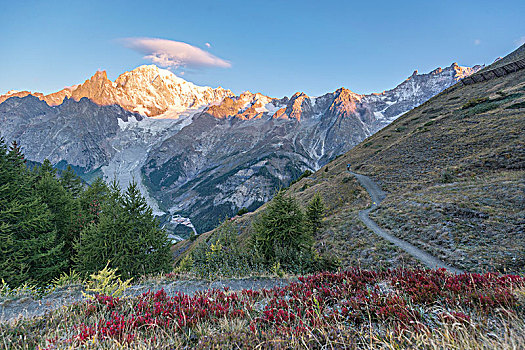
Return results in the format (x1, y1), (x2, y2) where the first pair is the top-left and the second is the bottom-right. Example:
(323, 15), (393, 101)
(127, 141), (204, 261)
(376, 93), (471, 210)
(122, 37), (231, 69)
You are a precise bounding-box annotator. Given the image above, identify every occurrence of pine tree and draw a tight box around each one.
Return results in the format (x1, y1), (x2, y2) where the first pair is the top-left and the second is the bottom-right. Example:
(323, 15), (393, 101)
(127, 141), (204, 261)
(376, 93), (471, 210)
(60, 165), (83, 198)
(79, 177), (108, 227)
(253, 190), (312, 265)
(0, 139), (65, 286)
(75, 182), (125, 275)
(75, 180), (171, 279)
(33, 160), (82, 269)
(121, 180), (171, 276)
(306, 193), (326, 236)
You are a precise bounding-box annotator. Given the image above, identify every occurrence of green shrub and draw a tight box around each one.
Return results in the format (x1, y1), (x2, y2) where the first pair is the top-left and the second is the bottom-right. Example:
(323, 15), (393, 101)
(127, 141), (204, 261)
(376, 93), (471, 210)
(236, 207), (249, 216)
(290, 169), (313, 186)
(306, 193), (326, 236)
(52, 269), (83, 288)
(253, 190), (311, 263)
(439, 168), (456, 183)
(505, 101), (525, 109)
(462, 97), (489, 109)
(75, 181), (172, 279)
(188, 220), (262, 279)
(174, 255), (193, 274)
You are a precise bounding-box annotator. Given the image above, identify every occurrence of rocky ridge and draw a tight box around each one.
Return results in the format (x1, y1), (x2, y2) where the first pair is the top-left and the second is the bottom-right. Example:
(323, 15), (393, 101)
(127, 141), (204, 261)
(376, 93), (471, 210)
(0, 65), (233, 117)
(142, 63), (482, 233)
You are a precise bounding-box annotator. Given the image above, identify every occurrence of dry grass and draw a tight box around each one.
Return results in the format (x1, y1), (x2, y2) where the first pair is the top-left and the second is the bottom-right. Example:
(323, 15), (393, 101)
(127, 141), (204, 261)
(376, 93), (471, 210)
(2, 269), (524, 349)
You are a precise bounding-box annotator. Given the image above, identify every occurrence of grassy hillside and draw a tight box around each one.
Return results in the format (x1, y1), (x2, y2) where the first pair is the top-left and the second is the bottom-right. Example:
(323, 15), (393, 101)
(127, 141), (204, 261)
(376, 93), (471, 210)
(338, 46), (525, 274)
(175, 45), (524, 274)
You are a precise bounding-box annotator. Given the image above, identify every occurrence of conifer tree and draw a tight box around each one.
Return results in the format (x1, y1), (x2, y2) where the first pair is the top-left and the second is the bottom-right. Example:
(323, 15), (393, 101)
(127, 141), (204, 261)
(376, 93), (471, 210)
(75, 180), (171, 278)
(0, 139), (64, 286)
(34, 159), (81, 268)
(60, 165), (83, 197)
(75, 182), (124, 275)
(121, 180), (171, 276)
(306, 193), (326, 236)
(253, 190), (312, 265)
(79, 177), (108, 227)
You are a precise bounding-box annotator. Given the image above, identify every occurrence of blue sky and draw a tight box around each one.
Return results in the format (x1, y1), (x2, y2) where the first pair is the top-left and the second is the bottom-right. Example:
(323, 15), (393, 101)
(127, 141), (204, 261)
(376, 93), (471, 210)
(1, 0), (524, 98)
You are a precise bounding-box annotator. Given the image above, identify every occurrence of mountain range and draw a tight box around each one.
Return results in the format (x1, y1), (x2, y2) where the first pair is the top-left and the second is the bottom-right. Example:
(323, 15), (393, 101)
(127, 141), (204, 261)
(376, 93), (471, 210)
(175, 44), (525, 274)
(0, 62), (482, 234)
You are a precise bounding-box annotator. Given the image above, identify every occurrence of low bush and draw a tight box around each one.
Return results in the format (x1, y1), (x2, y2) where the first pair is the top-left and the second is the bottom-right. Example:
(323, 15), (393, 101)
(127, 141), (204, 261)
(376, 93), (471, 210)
(2, 268), (523, 349)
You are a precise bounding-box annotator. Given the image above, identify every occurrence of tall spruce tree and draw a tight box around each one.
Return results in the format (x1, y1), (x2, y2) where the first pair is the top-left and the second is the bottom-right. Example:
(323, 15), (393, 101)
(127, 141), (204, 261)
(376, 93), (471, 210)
(75, 180), (171, 278)
(60, 165), (83, 198)
(253, 190), (313, 265)
(79, 177), (108, 227)
(306, 193), (326, 236)
(0, 140), (64, 286)
(121, 181), (171, 276)
(75, 181), (125, 275)
(34, 159), (82, 269)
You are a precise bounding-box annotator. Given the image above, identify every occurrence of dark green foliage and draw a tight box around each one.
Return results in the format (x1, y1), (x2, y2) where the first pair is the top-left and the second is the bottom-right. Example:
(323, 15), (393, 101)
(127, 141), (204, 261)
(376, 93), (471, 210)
(290, 169), (313, 186)
(75, 180), (172, 279)
(0, 139), (65, 286)
(79, 177), (108, 227)
(253, 190), (314, 270)
(236, 207), (249, 216)
(462, 93), (522, 115)
(0, 139), (172, 287)
(60, 165), (84, 197)
(505, 101), (525, 109)
(33, 160), (82, 267)
(306, 193), (326, 236)
(461, 97), (489, 109)
(439, 168), (456, 183)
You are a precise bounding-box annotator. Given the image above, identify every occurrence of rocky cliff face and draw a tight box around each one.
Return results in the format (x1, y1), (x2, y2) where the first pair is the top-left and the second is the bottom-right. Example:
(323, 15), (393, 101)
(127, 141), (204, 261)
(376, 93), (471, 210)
(0, 96), (140, 170)
(1, 62), (481, 235)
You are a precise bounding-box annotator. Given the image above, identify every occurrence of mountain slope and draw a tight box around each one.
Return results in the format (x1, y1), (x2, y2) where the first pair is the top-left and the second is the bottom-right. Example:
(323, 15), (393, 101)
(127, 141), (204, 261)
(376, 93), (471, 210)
(176, 45), (524, 273)
(294, 46), (524, 273)
(143, 63), (482, 233)
(1, 62), (481, 236)
(0, 96), (140, 170)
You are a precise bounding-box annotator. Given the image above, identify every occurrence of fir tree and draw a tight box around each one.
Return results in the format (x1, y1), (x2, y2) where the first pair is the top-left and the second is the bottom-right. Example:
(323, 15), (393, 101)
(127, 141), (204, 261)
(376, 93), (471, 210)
(0, 139), (64, 286)
(121, 180), (171, 276)
(34, 160), (81, 269)
(60, 165), (83, 197)
(75, 182), (125, 275)
(306, 193), (326, 236)
(79, 177), (108, 227)
(75, 180), (171, 279)
(253, 190), (312, 265)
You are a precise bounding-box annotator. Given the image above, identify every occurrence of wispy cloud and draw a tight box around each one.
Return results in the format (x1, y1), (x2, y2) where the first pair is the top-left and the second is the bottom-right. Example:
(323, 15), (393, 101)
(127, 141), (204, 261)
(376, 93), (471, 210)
(205, 42), (211, 48)
(474, 39), (481, 45)
(516, 36), (525, 47)
(121, 37), (231, 69)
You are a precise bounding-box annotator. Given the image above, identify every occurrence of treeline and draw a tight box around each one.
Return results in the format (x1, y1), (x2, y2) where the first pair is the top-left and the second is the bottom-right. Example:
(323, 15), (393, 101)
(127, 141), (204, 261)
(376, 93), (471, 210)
(0, 139), (172, 288)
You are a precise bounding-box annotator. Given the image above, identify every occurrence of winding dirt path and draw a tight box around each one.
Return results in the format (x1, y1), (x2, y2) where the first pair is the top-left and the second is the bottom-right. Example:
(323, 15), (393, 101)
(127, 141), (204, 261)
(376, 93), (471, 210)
(349, 171), (463, 274)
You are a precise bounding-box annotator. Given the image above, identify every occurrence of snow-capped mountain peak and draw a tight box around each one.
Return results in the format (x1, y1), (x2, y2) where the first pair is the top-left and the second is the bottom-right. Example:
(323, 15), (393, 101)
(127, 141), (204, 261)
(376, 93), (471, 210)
(0, 65), (234, 118)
